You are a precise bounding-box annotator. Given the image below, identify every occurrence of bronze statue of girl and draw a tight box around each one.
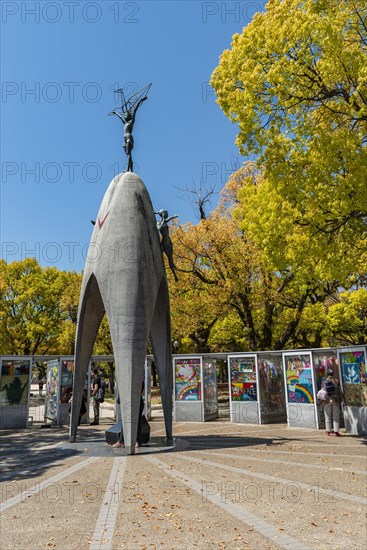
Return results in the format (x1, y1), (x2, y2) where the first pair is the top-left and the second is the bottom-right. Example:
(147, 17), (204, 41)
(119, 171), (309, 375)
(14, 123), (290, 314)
(154, 209), (178, 282)
(109, 83), (151, 172)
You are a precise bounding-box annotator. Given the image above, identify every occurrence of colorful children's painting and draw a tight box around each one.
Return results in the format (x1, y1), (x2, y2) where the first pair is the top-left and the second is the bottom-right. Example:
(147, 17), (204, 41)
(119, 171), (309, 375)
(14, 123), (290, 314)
(0, 360), (30, 406)
(175, 358), (201, 401)
(340, 351), (365, 385)
(285, 354), (314, 404)
(230, 357), (256, 382)
(313, 354), (338, 391)
(339, 351), (366, 406)
(175, 382), (200, 401)
(231, 382), (257, 401)
(230, 356), (257, 400)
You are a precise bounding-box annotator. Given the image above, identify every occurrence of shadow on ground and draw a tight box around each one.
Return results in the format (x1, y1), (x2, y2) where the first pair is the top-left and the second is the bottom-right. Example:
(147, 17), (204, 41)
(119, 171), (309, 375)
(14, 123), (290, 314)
(0, 426), (82, 482)
(2, 424), (366, 480)
(59, 430), (294, 457)
(176, 434), (290, 451)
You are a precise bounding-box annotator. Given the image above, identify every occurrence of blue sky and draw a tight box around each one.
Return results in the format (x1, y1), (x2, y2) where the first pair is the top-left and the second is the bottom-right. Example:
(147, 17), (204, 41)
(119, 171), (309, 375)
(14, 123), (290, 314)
(1, 0), (265, 272)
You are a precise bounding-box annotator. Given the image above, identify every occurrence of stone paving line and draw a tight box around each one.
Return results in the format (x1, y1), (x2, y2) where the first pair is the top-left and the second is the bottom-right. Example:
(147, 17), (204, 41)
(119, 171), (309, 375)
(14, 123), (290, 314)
(102, 424), (365, 550)
(140, 452), (366, 550)
(170, 453), (366, 505)
(217, 446), (366, 461)
(1, 421), (366, 550)
(0, 456), (100, 512)
(196, 450), (367, 476)
(143, 455), (312, 550)
(89, 457), (127, 550)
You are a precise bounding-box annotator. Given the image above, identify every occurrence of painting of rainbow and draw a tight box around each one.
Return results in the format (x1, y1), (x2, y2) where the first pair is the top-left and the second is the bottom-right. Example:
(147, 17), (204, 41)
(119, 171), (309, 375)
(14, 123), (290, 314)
(285, 355), (314, 404)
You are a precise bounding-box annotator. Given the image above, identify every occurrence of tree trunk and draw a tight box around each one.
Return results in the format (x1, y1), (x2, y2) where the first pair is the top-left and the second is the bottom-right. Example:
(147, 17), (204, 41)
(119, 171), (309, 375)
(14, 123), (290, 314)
(274, 293), (309, 349)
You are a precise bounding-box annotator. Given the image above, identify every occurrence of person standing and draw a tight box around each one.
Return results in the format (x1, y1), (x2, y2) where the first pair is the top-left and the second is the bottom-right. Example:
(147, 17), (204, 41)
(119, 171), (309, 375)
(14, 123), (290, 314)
(90, 368), (102, 426)
(323, 369), (343, 437)
(136, 382), (146, 447)
(79, 385), (88, 426)
(113, 380), (147, 448)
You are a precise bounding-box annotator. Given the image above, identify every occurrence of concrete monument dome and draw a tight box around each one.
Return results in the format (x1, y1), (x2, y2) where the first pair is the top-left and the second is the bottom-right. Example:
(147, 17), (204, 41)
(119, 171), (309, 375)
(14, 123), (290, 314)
(69, 84), (173, 454)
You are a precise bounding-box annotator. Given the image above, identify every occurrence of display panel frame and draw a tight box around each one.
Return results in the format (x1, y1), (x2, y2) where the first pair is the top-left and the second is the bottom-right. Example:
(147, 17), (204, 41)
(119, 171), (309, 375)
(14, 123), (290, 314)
(0, 356), (32, 429)
(0, 356), (32, 408)
(228, 354), (258, 401)
(337, 347), (367, 407)
(44, 359), (60, 423)
(174, 356), (203, 402)
(312, 350), (338, 428)
(282, 351), (318, 429)
(202, 357), (218, 419)
(227, 354), (260, 424)
(257, 353), (286, 423)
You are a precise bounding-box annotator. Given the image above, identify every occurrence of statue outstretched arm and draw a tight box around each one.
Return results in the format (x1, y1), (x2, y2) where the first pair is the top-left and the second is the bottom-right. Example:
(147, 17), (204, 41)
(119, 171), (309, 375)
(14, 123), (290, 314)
(109, 110), (125, 123)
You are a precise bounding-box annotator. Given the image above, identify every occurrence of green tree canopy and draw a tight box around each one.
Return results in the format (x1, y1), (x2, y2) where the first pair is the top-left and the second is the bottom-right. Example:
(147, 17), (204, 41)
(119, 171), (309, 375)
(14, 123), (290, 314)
(170, 169), (343, 351)
(0, 258), (79, 355)
(211, 0), (367, 281)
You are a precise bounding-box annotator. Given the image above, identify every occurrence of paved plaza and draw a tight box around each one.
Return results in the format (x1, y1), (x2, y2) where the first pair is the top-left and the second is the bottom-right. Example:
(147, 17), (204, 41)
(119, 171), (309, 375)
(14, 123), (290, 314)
(1, 413), (366, 550)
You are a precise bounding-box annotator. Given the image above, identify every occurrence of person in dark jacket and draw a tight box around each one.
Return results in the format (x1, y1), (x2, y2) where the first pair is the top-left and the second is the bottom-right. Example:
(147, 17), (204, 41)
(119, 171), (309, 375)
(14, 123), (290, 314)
(90, 368), (102, 425)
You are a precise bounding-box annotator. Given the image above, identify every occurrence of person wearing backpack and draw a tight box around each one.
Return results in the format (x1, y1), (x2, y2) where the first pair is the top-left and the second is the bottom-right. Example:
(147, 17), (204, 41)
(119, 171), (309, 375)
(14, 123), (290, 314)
(323, 369), (343, 437)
